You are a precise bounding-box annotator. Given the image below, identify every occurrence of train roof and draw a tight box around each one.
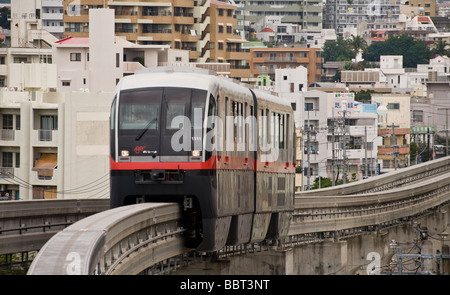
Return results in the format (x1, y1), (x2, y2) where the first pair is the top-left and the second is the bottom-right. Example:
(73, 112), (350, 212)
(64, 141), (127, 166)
(115, 67), (291, 109)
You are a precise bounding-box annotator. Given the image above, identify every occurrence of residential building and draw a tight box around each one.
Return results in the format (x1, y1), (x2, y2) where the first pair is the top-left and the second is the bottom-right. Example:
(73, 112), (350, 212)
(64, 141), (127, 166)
(233, 0), (323, 35)
(254, 16), (337, 49)
(0, 89), (113, 201)
(53, 9), (189, 92)
(42, 0), (64, 38)
(208, 0), (251, 78)
(275, 66), (381, 189)
(372, 94), (411, 170)
(62, 0), (250, 79)
(274, 66), (308, 127)
(324, 0), (402, 36)
(407, 0), (438, 17)
(438, 3), (450, 17)
(249, 47), (322, 85)
(0, 0), (58, 90)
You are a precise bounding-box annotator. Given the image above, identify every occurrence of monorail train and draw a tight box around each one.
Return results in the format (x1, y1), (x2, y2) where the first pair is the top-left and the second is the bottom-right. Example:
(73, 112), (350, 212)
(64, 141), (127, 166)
(110, 67), (295, 252)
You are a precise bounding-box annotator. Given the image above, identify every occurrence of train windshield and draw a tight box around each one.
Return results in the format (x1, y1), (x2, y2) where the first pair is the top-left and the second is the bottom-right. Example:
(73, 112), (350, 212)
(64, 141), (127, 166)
(119, 88), (162, 131)
(117, 87), (208, 158)
(118, 87), (206, 131)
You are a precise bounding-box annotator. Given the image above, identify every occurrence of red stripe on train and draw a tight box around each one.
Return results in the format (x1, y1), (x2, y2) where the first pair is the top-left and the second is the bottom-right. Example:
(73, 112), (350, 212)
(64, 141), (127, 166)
(110, 156), (295, 173)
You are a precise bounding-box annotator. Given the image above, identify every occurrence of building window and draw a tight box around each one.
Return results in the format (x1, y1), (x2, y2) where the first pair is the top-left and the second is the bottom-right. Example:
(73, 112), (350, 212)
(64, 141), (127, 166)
(62, 81), (70, 87)
(412, 110), (423, 122)
(15, 152), (20, 168)
(2, 152), (13, 168)
(70, 53), (81, 62)
(387, 103), (400, 110)
(305, 103), (314, 111)
(14, 57), (28, 63)
(15, 115), (20, 130)
(218, 25), (223, 33)
(2, 114), (13, 130)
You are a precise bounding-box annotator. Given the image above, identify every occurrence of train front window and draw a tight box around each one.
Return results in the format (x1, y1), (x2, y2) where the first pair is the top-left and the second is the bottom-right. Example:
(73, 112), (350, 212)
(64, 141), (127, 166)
(119, 88), (162, 130)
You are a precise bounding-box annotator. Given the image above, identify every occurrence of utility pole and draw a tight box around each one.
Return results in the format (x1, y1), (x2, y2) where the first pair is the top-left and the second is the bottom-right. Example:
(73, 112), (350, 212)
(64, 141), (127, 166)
(341, 106), (349, 184)
(438, 107), (450, 156)
(331, 109), (336, 186)
(364, 126), (368, 179)
(388, 123), (400, 170)
(306, 110), (311, 190)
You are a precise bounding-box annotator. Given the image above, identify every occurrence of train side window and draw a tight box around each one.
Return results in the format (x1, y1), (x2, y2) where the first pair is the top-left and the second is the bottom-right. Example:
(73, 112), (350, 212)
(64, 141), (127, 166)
(225, 97), (229, 147)
(279, 113), (285, 149)
(233, 100), (244, 144)
(191, 89), (206, 130)
(258, 108), (264, 146)
(207, 94), (216, 130)
(286, 114), (290, 150)
(110, 96), (116, 131)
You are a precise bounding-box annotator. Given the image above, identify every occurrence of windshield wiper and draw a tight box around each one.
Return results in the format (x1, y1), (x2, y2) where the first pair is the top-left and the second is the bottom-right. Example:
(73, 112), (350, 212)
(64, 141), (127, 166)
(136, 118), (157, 141)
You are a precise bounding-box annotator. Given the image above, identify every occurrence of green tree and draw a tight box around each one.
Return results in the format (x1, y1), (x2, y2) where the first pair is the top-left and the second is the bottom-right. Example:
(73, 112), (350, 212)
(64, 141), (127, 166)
(431, 40), (450, 57)
(322, 37), (353, 62)
(363, 35), (431, 68)
(348, 35), (368, 58)
(311, 176), (333, 189)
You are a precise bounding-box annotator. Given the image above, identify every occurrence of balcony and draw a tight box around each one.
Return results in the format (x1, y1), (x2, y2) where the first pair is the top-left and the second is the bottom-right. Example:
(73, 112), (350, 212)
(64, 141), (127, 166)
(0, 167), (13, 178)
(123, 61), (145, 74)
(32, 129), (58, 146)
(0, 129), (14, 141)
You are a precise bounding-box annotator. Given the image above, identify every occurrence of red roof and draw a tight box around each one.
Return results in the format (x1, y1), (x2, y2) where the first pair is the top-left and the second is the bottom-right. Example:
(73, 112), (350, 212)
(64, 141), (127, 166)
(371, 37), (388, 42)
(210, 0), (236, 8)
(55, 37), (89, 45)
(260, 27), (275, 33)
(418, 16), (431, 23)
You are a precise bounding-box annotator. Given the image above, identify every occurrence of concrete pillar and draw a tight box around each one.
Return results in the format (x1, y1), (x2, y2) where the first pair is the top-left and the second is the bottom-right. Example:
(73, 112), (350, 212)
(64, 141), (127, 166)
(421, 240), (434, 274)
(442, 245), (449, 275)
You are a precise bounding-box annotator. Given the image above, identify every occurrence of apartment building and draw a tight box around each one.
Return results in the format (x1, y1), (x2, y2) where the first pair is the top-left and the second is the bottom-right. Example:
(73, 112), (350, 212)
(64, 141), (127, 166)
(42, 0), (64, 38)
(61, 0), (250, 78)
(324, 0), (402, 36)
(298, 90), (380, 189)
(208, 0), (251, 78)
(233, 0), (323, 34)
(249, 47), (322, 85)
(372, 94), (411, 170)
(0, 89), (114, 200)
(407, 0), (438, 17)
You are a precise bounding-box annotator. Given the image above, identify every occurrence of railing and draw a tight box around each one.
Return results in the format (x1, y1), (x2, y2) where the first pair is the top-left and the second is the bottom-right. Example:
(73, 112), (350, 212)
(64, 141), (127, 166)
(0, 199), (109, 255)
(297, 156), (450, 196)
(290, 172), (450, 238)
(0, 129), (14, 141)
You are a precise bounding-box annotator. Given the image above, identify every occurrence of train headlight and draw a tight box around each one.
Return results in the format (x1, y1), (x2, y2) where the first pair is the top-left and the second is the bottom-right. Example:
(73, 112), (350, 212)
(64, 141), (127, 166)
(192, 150), (201, 157)
(121, 150), (130, 157)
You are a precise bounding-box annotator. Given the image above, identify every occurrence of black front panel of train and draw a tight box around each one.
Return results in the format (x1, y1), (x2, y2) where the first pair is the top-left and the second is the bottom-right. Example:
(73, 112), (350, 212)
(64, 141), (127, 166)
(110, 169), (216, 217)
(117, 87), (206, 160)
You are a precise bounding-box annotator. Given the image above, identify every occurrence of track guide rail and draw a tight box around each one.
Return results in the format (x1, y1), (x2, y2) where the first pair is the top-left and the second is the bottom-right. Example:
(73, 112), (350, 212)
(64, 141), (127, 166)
(28, 203), (189, 275)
